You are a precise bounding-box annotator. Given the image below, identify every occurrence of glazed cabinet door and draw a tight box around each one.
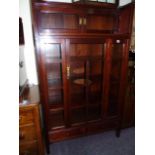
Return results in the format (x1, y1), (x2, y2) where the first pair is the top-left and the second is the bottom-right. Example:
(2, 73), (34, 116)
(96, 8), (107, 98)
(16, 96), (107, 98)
(84, 13), (117, 33)
(39, 38), (67, 130)
(107, 39), (129, 117)
(79, 7), (118, 33)
(66, 38), (106, 126)
(34, 3), (84, 35)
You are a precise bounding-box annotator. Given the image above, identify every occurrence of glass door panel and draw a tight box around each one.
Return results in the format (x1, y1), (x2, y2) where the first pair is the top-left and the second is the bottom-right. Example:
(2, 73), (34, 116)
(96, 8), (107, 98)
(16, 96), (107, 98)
(44, 43), (64, 106)
(41, 39), (66, 130)
(36, 8), (83, 35)
(108, 40), (124, 116)
(87, 105), (102, 122)
(49, 109), (65, 129)
(67, 39), (105, 125)
(71, 107), (86, 125)
(86, 14), (115, 33)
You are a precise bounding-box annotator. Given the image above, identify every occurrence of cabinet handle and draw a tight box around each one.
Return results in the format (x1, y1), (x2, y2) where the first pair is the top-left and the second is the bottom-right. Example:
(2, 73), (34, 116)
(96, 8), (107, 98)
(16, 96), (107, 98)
(83, 18), (87, 25)
(79, 18), (82, 25)
(67, 66), (70, 79)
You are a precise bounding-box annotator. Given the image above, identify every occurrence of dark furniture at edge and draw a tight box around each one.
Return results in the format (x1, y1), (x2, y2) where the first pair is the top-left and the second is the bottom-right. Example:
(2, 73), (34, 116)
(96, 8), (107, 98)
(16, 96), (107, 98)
(19, 85), (45, 155)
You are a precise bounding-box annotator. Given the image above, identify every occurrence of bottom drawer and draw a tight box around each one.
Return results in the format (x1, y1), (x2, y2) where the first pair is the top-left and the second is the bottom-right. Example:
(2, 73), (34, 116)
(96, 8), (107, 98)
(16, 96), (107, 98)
(49, 127), (86, 142)
(20, 141), (38, 155)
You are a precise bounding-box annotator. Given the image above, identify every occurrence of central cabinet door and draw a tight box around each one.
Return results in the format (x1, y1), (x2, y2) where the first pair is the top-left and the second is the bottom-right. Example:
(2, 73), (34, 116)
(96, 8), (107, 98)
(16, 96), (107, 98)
(66, 39), (106, 126)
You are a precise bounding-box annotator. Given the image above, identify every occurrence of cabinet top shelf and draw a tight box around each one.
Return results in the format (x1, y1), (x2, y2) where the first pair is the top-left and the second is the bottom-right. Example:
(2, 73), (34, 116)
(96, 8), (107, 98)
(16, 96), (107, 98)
(33, 1), (118, 9)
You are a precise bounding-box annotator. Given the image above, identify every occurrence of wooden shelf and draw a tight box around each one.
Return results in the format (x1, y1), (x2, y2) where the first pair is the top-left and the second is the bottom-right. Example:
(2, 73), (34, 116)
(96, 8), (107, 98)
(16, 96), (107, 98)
(69, 56), (103, 62)
(73, 78), (92, 86)
(45, 58), (62, 64)
(49, 104), (64, 111)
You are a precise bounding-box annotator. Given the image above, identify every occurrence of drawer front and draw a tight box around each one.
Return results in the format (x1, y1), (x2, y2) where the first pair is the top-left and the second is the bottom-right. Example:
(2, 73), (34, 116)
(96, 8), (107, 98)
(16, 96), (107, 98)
(20, 141), (38, 155)
(19, 110), (34, 125)
(49, 127), (86, 142)
(19, 125), (37, 142)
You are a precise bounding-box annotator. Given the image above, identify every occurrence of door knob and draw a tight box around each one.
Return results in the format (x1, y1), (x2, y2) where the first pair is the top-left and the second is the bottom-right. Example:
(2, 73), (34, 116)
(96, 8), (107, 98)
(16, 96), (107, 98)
(67, 66), (70, 79)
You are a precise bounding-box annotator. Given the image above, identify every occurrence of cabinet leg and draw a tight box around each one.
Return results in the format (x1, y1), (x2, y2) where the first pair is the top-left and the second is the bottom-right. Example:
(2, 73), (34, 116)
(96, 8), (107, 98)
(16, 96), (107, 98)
(116, 128), (121, 137)
(46, 145), (50, 154)
(45, 137), (50, 154)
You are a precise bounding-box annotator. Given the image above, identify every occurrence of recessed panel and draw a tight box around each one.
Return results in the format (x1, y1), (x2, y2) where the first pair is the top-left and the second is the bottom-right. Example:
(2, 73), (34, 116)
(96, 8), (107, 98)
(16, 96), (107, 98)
(87, 15), (115, 30)
(39, 12), (79, 31)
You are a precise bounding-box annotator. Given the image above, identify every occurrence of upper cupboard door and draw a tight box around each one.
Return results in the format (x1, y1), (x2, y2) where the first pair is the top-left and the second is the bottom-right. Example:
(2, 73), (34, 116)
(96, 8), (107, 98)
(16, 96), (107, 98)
(34, 5), (83, 35)
(83, 9), (118, 33)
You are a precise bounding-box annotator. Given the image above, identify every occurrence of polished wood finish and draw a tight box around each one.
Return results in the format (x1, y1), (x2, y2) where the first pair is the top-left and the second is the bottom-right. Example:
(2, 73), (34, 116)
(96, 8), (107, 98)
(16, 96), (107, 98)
(122, 51), (135, 128)
(31, 0), (134, 149)
(118, 3), (134, 34)
(19, 86), (45, 155)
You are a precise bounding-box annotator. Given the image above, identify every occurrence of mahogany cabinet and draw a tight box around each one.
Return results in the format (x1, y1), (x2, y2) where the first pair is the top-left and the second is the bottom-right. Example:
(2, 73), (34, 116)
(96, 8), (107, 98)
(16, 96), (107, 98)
(31, 0), (134, 150)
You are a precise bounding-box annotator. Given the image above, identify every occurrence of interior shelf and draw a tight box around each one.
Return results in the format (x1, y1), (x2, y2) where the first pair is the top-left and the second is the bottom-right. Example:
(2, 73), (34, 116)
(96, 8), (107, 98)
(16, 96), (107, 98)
(49, 104), (64, 111)
(45, 58), (62, 64)
(72, 67), (85, 74)
(73, 78), (92, 86)
(69, 56), (103, 62)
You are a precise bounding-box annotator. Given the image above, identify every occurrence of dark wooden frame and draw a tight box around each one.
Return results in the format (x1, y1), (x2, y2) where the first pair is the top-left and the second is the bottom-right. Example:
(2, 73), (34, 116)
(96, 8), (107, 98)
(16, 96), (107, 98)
(31, 1), (134, 153)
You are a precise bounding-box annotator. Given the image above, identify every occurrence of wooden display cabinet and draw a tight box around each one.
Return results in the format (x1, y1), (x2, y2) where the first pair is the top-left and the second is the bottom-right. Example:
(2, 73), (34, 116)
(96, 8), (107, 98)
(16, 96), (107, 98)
(31, 0), (134, 153)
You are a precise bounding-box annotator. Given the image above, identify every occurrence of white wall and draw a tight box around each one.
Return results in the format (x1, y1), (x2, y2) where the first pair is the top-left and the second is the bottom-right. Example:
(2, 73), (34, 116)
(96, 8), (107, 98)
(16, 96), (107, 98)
(19, 0), (38, 85)
(19, 46), (27, 86)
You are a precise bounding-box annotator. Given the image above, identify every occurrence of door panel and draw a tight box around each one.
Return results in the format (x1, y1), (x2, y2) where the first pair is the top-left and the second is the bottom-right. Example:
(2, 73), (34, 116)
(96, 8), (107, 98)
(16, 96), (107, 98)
(108, 39), (126, 116)
(40, 39), (67, 129)
(36, 10), (82, 35)
(86, 14), (116, 32)
(67, 39), (105, 125)
(40, 13), (79, 29)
